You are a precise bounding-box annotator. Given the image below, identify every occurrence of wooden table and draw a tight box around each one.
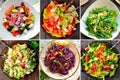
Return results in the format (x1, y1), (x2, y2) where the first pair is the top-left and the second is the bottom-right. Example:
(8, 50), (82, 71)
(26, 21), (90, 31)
(0, 41), (39, 80)
(81, 0), (120, 39)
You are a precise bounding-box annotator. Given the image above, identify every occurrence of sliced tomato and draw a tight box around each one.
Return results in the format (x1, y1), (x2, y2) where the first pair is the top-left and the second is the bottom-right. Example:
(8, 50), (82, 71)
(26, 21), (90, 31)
(25, 17), (30, 22)
(95, 46), (106, 57)
(46, 5), (52, 12)
(53, 29), (58, 34)
(49, 16), (55, 25)
(12, 31), (20, 37)
(91, 63), (97, 73)
(85, 55), (90, 62)
(53, 1), (58, 5)
(59, 17), (63, 21)
(71, 18), (76, 27)
(103, 65), (112, 70)
(67, 27), (73, 36)
(25, 6), (30, 12)
(3, 22), (9, 29)
(5, 5), (14, 16)
(95, 51), (101, 57)
(98, 46), (106, 51)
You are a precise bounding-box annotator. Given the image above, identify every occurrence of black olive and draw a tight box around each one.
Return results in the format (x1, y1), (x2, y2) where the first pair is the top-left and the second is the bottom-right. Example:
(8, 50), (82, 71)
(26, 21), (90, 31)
(15, 6), (19, 9)
(7, 26), (13, 31)
(25, 24), (30, 30)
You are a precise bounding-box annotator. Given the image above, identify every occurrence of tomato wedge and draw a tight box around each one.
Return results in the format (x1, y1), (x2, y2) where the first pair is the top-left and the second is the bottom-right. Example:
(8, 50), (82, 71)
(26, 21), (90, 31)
(5, 5), (14, 16)
(95, 46), (106, 57)
(12, 31), (20, 37)
(3, 22), (9, 29)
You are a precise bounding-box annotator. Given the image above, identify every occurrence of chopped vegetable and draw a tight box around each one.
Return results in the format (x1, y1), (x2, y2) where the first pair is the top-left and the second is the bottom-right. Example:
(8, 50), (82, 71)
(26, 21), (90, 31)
(42, 1), (79, 38)
(85, 7), (118, 39)
(44, 41), (75, 75)
(81, 42), (118, 80)
(3, 44), (37, 79)
(3, 2), (35, 37)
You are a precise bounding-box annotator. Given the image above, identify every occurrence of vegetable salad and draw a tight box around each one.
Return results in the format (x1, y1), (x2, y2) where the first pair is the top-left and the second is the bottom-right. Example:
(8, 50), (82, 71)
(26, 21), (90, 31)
(3, 2), (35, 37)
(44, 41), (75, 75)
(3, 44), (36, 79)
(42, 1), (79, 38)
(86, 7), (118, 39)
(81, 42), (118, 80)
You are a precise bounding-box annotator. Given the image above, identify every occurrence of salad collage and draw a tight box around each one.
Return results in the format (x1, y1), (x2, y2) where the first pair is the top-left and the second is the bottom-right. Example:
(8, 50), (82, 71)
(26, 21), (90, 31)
(0, 0), (120, 80)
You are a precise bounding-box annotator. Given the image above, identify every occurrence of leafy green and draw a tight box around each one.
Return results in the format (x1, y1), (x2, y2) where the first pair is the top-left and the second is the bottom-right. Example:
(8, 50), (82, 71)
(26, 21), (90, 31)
(40, 70), (48, 80)
(85, 7), (118, 39)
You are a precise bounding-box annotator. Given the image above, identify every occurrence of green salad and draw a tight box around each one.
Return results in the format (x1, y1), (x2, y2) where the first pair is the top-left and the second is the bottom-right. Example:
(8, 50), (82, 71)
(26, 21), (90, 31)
(85, 7), (118, 39)
(81, 42), (118, 80)
(3, 44), (36, 79)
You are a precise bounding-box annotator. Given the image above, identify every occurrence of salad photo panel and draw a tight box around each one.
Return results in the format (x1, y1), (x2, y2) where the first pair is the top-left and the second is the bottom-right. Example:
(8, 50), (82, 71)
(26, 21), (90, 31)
(0, 0), (40, 40)
(81, 40), (120, 80)
(81, 0), (120, 40)
(0, 40), (39, 80)
(40, 0), (80, 39)
(40, 40), (80, 80)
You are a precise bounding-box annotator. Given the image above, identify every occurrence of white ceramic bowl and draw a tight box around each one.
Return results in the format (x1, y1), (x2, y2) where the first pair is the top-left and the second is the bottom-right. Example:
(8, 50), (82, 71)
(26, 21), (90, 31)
(115, 0), (120, 5)
(40, 40), (80, 79)
(0, 0), (40, 40)
(81, 0), (120, 40)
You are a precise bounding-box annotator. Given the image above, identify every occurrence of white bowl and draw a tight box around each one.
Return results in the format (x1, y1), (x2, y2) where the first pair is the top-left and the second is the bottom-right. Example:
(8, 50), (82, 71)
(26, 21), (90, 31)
(0, 0), (40, 40)
(40, 40), (80, 79)
(115, 0), (120, 5)
(81, 0), (120, 40)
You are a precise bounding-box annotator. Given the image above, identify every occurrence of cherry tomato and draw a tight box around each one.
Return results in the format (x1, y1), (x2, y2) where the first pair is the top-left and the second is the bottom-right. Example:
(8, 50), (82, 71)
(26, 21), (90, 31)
(21, 62), (25, 68)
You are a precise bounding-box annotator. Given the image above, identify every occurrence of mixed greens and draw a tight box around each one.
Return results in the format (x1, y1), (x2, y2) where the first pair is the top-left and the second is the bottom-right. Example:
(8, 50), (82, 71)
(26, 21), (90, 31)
(85, 7), (118, 39)
(3, 2), (35, 37)
(44, 41), (75, 75)
(3, 44), (36, 79)
(81, 42), (118, 80)
(42, 1), (79, 38)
